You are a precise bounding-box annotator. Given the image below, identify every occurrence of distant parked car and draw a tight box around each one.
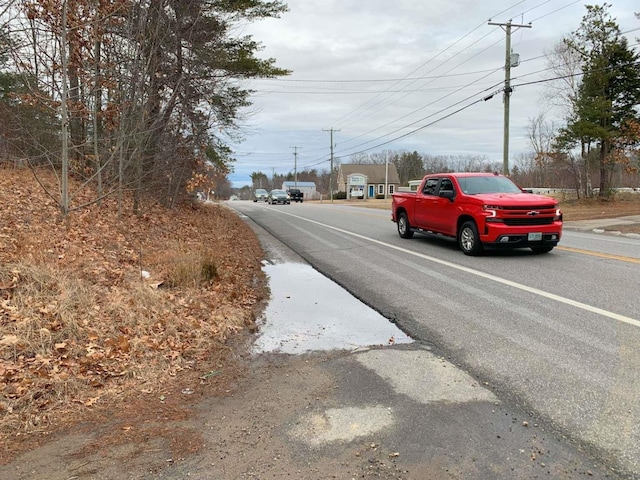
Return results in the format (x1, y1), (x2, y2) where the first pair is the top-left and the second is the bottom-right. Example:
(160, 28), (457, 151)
(253, 188), (268, 202)
(287, 188), (304, 203)
(268, 189), (290, 205)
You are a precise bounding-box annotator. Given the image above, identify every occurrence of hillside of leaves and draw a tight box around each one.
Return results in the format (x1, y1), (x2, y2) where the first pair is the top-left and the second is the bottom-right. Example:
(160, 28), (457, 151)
(0, 167), (268, 453)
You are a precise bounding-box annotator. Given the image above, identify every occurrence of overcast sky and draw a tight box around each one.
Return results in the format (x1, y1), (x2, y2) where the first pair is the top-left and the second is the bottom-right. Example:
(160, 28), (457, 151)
(227, 1), (640, 187)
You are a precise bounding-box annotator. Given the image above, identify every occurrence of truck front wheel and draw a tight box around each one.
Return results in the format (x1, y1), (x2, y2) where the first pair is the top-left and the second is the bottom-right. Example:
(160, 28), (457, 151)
(458, 221), (483, 255)
(397, 212), (414, 239)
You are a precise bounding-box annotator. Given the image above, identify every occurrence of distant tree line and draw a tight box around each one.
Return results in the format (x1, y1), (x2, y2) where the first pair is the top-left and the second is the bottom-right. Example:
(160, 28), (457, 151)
(248, 152), (502, 197)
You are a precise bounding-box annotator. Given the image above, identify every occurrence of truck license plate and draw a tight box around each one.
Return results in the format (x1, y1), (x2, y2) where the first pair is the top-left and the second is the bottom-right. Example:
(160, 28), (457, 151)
(528, 232), (542, 241)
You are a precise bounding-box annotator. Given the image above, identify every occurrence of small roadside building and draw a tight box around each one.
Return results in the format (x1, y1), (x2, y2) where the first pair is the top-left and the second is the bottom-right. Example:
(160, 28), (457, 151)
(336, 164), (400, 199)
(282, 181), (318, 200)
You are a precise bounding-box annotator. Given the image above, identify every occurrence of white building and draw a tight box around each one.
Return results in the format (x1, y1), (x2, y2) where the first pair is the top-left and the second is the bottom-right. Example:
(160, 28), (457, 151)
(282, 181), (318, 200)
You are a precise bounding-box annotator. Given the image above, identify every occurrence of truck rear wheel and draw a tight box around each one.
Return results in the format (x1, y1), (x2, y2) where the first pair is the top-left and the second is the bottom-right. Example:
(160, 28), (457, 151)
(458, 221), (483, 255)
(397, 212), (414, 239)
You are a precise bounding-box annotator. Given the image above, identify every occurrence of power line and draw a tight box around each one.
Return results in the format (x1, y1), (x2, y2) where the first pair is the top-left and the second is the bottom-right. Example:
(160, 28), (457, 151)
(326, 25), (491, 130)
(238, 1), (610, 176)
(517, 0), (552, 16)
(511, 60), (640, 88)
(528, 0), (581, 23)
(333, 94), (492, 159)
(243, 54), (637, 170)
(341, 84), (502, 156)
(245, 2), (546, 166)
(250, 53), (548, 94)
(251, 67), (512, 84)
(244, 83), (503, 95)
(325, 1), (528, 132)
(314, 4), (539, 154)
(334, 59), (640, 162)
(334, 66), (503, 151)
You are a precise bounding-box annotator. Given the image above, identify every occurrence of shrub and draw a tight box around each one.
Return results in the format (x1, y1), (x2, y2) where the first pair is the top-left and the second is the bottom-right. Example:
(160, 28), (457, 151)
(165, 249), (218, 288)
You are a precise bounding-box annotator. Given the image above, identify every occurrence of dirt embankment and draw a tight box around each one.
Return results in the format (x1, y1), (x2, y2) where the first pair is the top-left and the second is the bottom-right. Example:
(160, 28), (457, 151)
(0, 167), (269, 463)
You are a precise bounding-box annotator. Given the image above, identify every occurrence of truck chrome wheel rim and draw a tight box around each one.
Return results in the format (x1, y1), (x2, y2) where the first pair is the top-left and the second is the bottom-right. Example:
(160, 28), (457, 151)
(399, 217), (407, 234)
(461, 228), (474, 250)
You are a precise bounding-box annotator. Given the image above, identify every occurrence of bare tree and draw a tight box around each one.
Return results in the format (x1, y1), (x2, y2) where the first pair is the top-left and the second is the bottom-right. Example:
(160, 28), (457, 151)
(2, 0), (290, 216)
(544, 39), (594, 196)
(543, 40), (582, 116)
(526, 112), (558, 187)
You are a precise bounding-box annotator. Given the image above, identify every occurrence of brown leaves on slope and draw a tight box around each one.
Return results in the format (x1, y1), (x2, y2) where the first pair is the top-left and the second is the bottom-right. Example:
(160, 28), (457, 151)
(0, 167), (268, 448)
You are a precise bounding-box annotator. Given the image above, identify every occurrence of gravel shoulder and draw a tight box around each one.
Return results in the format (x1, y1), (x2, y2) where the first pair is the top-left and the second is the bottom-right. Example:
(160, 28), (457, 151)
(0, 347), (617, 480)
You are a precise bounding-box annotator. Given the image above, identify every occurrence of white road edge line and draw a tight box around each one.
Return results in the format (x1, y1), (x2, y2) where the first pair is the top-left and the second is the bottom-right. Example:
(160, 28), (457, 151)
(271, 208), (640, 329)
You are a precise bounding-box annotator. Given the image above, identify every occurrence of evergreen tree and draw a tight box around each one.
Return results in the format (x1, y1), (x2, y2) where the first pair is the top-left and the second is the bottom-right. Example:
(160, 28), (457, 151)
(562, 4), (640, 196)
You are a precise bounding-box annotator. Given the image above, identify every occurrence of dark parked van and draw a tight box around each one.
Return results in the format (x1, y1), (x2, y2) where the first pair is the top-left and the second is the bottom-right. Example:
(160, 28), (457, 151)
(287, 188), (303, 203)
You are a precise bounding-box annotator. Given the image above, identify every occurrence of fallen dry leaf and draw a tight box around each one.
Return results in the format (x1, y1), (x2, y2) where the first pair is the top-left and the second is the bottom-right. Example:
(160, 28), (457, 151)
(0, 335), (19, 346)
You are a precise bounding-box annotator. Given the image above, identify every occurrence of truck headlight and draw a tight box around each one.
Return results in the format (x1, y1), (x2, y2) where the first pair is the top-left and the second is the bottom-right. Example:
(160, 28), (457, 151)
(482, 205), (498, 217)
(555, 208), (562, 221)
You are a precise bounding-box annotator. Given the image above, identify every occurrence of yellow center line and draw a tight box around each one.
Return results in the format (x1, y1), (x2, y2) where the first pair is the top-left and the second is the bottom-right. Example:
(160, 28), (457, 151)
(557, 245), (640, 264)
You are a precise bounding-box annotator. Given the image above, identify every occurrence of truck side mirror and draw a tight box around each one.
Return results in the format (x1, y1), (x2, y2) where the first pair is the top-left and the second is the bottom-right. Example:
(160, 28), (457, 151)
(439, 190), (455, 201)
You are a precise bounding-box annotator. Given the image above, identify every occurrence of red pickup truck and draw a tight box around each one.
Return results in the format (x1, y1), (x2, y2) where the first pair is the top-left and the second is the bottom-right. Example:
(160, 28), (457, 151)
(391, 172), (562, 255)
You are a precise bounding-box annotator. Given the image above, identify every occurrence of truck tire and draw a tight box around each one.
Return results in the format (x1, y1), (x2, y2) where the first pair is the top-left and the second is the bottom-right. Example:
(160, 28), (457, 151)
(458, 220), (483, 255)
(397, 212), (414, 239)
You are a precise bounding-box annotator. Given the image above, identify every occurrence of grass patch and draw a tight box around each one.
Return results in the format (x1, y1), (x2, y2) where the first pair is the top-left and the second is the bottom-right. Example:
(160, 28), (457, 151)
(161, 248), (220, 288)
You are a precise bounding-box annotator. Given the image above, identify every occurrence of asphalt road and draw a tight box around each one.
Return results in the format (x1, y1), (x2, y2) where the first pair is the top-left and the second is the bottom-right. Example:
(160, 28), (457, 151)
(231, 200), (640, 478)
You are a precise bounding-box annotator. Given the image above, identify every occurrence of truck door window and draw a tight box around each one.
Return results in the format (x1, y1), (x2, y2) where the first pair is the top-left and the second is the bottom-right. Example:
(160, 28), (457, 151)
(439, 179), (454, 194)
(422, 179), (438, 196)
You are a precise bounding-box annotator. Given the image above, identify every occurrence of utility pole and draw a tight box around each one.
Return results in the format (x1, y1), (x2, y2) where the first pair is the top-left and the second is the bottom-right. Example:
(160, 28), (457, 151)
(323, 128), (340, 203)
(488, 19), (531, 176)
(290, 146), (300, 188)
(384, 150), (389, 200)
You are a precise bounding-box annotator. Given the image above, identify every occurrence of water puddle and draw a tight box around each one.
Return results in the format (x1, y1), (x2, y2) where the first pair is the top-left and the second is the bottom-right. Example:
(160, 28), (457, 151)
(253, 262), (412, 354)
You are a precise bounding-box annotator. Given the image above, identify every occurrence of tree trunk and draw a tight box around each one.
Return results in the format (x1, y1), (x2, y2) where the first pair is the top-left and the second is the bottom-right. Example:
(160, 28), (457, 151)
(93, 38), (103, 204)
(598, 139), (609, 198)
(59, 0), (70, 216)
(68, 37), (83, 172)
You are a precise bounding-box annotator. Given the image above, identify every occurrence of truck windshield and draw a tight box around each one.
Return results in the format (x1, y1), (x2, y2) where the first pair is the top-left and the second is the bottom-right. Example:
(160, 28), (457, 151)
(458, 176), (522, 195)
